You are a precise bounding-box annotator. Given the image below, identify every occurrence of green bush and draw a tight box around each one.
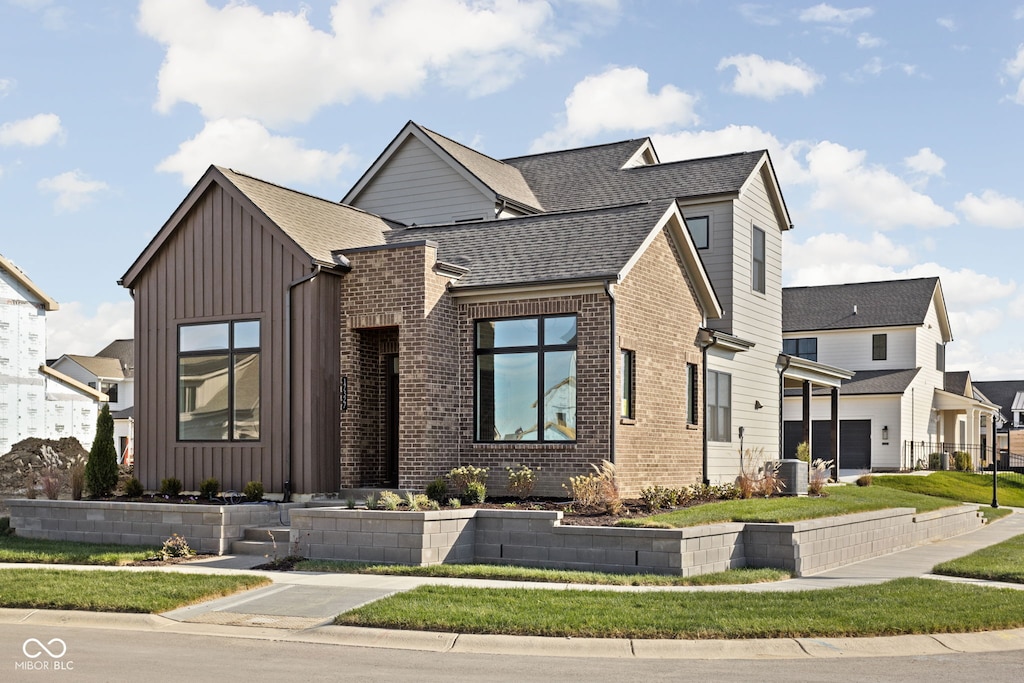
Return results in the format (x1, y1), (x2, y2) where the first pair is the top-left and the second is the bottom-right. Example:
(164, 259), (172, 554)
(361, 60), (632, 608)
(161, 533), (195, 559)
(85, 404), (119, 497)
(198, 477), (220, 500)
(159, 477), (183, 497)
(242, 481), (264, 502)
(856, 473), (874, 487)
(506, 465), (539, 500)
(122, 477), (144, 498)
(795, 441), (810, 463)
(446, 465), (488, 497)
(929, 452), (943, 470)
(0, 517), (11, 537)
(425, 477), (448, 503)
(463, 481), (486, 505)
(378, 491), (402, 510)
(952, 451), (973, 472)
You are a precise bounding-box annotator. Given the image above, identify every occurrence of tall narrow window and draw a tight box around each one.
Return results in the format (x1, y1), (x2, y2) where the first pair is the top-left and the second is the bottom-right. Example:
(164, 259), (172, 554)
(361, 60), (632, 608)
(620, 349), (635, 419)
(936, 343), (945, 371)
(476, 315), (577, 442)
(685, 216), (710, 249)
(872, 333), (887, 361)
(686, 363), (698, 425)
(707, 370), (731, 442)
(752, 226), (766, 294)
(178, 319), (261, 441)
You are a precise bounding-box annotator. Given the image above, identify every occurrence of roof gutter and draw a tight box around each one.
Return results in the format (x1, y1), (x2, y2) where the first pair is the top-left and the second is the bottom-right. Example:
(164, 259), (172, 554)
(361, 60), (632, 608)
(283, 262), (322, 501)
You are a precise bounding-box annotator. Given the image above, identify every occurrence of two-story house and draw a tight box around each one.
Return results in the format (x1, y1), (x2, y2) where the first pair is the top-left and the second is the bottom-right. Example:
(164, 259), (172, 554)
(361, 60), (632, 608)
(782, 277), (998, 471)
(122, 120), (843, 497)
(1, 251), (103, 454)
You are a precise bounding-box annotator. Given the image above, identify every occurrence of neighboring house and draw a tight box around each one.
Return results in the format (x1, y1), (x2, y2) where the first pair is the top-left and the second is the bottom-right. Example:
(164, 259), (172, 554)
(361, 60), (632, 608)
(971, 380), (1024, 461)
(0, 252), (103, 454)
(50, 339), (135, 463)
(782, 277), (998, 471)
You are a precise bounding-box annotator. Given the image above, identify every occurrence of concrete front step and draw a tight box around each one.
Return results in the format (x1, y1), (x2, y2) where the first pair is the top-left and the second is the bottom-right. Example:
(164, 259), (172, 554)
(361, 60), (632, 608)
(230, 526), (291, 556)
(243, 526), (290, 543)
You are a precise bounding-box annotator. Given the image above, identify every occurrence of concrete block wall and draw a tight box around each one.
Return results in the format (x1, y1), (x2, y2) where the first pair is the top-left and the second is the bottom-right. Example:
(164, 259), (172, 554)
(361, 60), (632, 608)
(7, 499), (279, 554)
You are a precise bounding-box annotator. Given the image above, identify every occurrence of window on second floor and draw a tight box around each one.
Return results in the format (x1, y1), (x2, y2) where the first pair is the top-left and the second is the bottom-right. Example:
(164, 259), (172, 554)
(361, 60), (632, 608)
(783, 337), (818, 362)
(752, 226), (766, 294)
(936, 343), (945, 372)
(101, 381), (118, 404)
(685, 216), (710, 249)
(872, 333), (887, 361)
(686, 363), (698, 426)
(620, 349), (635, 419)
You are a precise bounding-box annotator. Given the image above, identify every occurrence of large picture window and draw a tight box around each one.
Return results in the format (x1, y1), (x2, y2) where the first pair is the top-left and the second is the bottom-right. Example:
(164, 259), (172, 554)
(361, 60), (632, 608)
(178, 319), (260, 441)
(707, 370), (731, 442)
(783, 337), (817, 362)
(476, 315), (577, 442)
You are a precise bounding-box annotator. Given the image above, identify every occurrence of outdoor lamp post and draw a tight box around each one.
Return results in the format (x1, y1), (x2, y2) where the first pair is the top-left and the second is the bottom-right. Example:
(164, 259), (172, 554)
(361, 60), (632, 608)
(992, 414), (1001, 509)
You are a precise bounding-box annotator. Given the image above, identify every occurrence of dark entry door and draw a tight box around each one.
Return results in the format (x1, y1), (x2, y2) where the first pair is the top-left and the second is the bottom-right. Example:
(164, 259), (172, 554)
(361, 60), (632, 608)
(784, 419), (872, 470)
(384, 354), (399, 487)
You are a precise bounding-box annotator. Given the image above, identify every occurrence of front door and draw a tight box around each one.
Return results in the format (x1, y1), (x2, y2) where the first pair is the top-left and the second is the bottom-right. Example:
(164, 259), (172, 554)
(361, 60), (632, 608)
(384, 354), (399, 487)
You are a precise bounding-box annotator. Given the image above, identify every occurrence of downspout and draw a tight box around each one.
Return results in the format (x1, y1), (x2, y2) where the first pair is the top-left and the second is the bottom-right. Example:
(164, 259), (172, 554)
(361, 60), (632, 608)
(697, 329), (715, 485)
(777, 355), (792, 459)
(604, 280), (616, 464)
(284, 263), (322, 502)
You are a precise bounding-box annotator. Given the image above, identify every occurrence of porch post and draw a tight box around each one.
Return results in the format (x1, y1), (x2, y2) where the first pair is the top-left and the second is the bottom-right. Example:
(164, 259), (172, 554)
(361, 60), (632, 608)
(831, 387), (840, 478)
(802, 380), (812, 459)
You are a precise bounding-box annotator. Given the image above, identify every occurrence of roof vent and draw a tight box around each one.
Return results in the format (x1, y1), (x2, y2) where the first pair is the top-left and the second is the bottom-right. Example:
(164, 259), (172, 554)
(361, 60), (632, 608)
(853, 305), (858, 315)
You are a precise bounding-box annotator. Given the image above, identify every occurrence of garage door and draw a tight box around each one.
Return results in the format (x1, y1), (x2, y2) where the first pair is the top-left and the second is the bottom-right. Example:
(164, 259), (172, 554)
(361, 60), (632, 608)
(784, 419), (872, 470)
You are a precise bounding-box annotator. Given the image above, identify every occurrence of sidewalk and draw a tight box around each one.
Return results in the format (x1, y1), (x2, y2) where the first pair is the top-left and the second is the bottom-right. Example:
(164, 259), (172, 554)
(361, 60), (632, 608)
(2, 507), (1024, 660)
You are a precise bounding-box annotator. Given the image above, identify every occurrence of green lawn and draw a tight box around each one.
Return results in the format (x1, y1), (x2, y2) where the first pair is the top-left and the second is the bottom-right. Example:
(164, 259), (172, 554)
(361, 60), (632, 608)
(0, 568), (270, 613)
(621, 484), (958, 528)
(336, 578), (1024, 639)
(292, 560), (788, 586)
(873, 471), (1024, 508)
(933, 534), (1024, 584)
(0, 535), (158, 565)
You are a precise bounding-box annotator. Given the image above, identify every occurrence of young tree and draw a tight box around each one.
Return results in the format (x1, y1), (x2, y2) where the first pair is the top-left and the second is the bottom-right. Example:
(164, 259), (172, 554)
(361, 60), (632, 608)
(85, 403), (119, 497)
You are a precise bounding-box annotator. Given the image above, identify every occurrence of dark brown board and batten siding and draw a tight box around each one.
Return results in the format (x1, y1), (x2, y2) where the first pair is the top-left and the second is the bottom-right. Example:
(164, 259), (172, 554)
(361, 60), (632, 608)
(128, 180), (340, 494)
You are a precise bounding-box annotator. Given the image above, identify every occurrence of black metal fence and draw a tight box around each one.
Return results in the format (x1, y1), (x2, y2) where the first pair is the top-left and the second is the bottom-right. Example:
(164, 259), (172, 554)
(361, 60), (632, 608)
(901, 441), (984, 472)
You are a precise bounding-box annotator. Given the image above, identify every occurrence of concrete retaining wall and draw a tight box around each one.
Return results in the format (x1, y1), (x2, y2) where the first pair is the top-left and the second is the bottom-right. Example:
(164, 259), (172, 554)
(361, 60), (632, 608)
(7, 499), (280, 555)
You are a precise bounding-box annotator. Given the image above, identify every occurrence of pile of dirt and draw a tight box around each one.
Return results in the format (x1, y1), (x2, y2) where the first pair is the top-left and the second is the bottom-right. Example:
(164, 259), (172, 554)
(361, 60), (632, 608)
(0, 437), (88, 493)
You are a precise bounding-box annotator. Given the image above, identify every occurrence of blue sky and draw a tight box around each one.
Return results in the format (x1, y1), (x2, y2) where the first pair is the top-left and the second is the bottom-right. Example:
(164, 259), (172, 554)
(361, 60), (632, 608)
(2, 0), (1023, 379)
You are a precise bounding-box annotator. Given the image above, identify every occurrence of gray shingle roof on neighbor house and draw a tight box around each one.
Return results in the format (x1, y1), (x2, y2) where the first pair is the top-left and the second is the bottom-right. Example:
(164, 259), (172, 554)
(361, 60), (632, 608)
(62, 354), (124, 380)
(783, 277), (939, 333)
(420, 126), (543, 212)
(944, 371), (970, 396)
(973, 380), (1024, 419)
(219, 167), (392, 264)
(504, 143), (766, 211)
(383, 200), (678, 290)
(96, 339), (134, 378)
(786, 368), (921, 397)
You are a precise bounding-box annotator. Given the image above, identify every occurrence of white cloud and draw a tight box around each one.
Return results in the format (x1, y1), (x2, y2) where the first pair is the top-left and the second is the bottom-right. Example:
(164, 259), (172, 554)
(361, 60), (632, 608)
(854, 56), (917, 79)
(157, 118), (357, 187)
(936, 17), (956, 31)
(856, 32), (882, 48)
(1016, 5), (1024, 20)
(904, 147), (945, 177)
(956, 190), (1024, 229)
(717, 54), (823, 100)
(0, 113), (63, 146)
(1006, 45), (1024, 104)
(46, 300), (134, 358)
(530, 67), (699, 152)
(37, 170), (109, 213)
(139, 0), (575, 126)
(651, 125), (812, 187)
(805, 141), (957, 229)
(798, 3), (873, 24)
(737, 3), (780, 26)
(0, 78), (12, 97)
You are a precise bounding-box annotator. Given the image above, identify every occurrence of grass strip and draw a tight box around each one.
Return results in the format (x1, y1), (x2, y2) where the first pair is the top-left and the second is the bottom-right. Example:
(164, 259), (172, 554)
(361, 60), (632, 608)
(336, 578), (1024, 639)
(0, 568), (270, 613)
(623, 485), (957, 528)
(933, 533), (1024, 584)
(873, 471), (1024, 508)
(292, 560), (788, 586)
(0, 535), (158, 565)
(981, 507), (1013, 523)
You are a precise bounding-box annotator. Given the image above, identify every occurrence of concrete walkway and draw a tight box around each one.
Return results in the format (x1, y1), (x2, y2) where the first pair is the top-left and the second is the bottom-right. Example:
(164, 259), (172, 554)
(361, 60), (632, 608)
(3, 506), (1024, 660)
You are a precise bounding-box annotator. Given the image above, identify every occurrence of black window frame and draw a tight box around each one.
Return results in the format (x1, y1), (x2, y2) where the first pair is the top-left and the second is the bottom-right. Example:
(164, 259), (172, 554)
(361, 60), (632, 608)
(783, 337), (818, 362)
(872, 333), (887, 361)
(752, 226), (766, 294)
(685, 215), (710, 250)
(474, 314), (577, 443)
(707, 370), (732, 442)
(620, 349), (635, 419)
(100, 381), (118, 404)
(686, 363), (699, 426)
(936, 342), (945, 372)
(177, 318), (261, 442)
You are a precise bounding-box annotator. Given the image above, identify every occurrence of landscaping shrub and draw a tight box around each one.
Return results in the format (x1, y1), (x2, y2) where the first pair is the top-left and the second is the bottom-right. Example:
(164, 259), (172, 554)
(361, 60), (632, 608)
(446, 465), (488, 499)
(378, 491), (402, 510)
(929, 452), (943, 470)
(506, 465), (539, 500)
(123, 477), (144, 498)
(952, 451), (972, 472)
(447, 498), (462, 509)
(0, 517), (11, 537)
(242, 480), (264, 502)
(563, 460), (621, 514)
(425, 477), (448, 503)
(639, 485), (675, 512)
(40, 466), (61, 500)
(795, 441), (810, 463)
(463, 481), (487, 505)
(737, 448), (780, 498)
(159, 477), (183, 497)
(69, 460), (85, 500)
(85, 404), (119, 498)
(808, 459), (832, 496)
(198, 477), (220, 500)
(23, 471), (37, 499)
(161, 533), (195, 559)
(364, 492), (379, 510)
(856, 473), (874, 487)
(405, 493), (430, 511)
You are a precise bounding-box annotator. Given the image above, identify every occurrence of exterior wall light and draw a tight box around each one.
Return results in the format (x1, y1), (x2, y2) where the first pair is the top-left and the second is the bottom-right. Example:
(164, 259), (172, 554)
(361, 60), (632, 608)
(882, 425), (889, 441)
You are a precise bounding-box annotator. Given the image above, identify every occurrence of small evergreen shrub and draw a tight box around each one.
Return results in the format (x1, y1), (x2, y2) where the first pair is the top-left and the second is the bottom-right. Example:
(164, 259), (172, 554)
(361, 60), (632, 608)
(425, 477), (448, 503)
(159, 477), (183, 497)
(198, 477), (220, 500)
(85, 404), (119, 497)
(0, 517), (12, 537)
(463, 481), (487, 505)
(123, 477), (144, 498)
(952, 451), (972, 472)
(242, 480), (264, 502)
(929, 452), (943, 470)
(795, 441), (810, 463)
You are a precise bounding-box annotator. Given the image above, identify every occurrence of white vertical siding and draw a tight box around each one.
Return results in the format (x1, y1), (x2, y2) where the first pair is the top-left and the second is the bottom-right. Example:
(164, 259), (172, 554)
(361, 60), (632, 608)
(791, 326), (917, 370)
(352, 136), (495, 225)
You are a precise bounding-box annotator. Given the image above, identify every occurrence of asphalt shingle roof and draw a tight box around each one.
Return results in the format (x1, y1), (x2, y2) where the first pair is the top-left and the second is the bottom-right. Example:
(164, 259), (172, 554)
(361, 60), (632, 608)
(973, 380), (1024, 418)
(95, 339), (134, 378)
(504, 143), (765, 211)
(783, 277), (939, 333)
(382, 200), (677, 289)
(63, 354), (124, 380)
(944, 371), (970, 396)
(786, 368), (921, 397)
(220, 168), (392, 264)
(420, 126), (543, 212)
